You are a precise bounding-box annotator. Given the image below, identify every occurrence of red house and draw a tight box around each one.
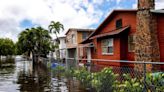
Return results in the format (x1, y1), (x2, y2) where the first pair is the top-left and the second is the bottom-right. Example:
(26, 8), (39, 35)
(81, 0), (164, 68)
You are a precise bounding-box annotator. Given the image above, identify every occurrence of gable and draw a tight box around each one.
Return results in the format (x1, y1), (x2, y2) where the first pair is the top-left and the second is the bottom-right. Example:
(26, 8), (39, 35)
(91, 10), (137, 37)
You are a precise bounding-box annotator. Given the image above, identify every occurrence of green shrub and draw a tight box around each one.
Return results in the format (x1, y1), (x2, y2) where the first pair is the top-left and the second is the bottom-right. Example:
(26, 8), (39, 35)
(52, 66), (164, 92)
(92, 67), (118, 92)
(73, 68), (92, 88)
(146, 72), (164, 91)
(115, 73), (143, 92)
(52, 65), (65, 77)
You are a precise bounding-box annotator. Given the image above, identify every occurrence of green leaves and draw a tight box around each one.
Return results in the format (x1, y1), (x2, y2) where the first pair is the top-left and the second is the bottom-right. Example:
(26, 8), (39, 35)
(48, 21), (64, 34)
(115, 73), (143, 92)
(53, 66), (164, 92)
(146, 72), (164, 91)
(17, 26), (52, 57)
(70, 67), (117, 92)
(48, 21), (64, 44)
(0, 38), (15, 56)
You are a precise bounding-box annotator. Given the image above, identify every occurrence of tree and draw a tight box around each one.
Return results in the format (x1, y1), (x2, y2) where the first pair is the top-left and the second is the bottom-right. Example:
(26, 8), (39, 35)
(0, 38), (15, 59)
(48, 21), (64, 43)
(48, 21), (64, 59)
(17, 26), (52, 62)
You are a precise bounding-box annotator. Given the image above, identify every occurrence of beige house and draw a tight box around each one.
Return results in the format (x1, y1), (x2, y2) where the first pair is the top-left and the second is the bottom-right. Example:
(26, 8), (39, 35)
(65, 28), (94, 61)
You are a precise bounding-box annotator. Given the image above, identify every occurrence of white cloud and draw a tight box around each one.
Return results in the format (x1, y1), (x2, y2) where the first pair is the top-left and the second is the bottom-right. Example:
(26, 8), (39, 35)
(0, 0), (163, 42)
(116, 0), (121, 4)
(156, 0), (164, 9)
(0, 0), (104, 41)
(132, 0), (164, 9)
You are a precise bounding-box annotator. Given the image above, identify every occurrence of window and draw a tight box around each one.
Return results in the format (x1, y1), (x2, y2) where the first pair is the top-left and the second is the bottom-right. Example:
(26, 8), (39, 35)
(72, 34), (75, 44)
(82, 32), (88, 40)
(128, 35), (135, 52)
(101, 38), (114, 54)
(116, 19), (122, 29)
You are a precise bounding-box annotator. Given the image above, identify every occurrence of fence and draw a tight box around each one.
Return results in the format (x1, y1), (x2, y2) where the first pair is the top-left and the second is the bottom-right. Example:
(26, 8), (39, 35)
(65, 58), (164, 92)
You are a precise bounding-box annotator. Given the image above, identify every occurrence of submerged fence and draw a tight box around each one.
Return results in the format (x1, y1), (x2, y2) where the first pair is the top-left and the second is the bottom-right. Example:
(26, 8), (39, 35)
(65, 58), (164, 92)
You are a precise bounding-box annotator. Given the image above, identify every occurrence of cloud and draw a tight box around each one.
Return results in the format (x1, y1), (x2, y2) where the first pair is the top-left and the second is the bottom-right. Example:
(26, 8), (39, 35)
(156, 0), (164, 9)
(132, 0), (164, 9)
(0, 0), (105, 41)
(0, 0), (163, 42)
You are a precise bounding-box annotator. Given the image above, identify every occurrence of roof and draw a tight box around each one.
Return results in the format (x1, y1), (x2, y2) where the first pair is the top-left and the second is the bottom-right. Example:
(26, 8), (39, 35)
(65, 28), (95, 35)
(151, 9), (164, 13)
(89, 9), (137, 37)
(81, 9), (136, 44)
(80, 9), (164, 44)
(90, 26), (130, 39)
(79, 42), (94, 48)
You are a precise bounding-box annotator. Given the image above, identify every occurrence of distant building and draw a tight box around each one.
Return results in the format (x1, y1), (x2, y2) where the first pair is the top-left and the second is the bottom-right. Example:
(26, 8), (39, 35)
(58, 36), (66, 60)
(52, 36), (66, 60)
(65, 28), (94, 61)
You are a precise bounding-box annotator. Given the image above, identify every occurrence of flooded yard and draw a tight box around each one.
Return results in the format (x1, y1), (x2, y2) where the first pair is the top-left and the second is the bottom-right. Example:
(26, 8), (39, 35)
(0, 56), (85, 92)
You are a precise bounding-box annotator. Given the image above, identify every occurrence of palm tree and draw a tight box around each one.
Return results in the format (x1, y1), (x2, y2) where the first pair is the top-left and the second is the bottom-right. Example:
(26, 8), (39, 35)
(17, 27), (52, 63)
(48, 21), (64, 43)
(48, 21), (64, 60)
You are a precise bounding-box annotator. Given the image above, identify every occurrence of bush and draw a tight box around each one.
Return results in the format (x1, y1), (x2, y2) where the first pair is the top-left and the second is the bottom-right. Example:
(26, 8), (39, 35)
(52, 66), (164, 92)
(91, 68), (118, 92)
(115, 73), (143, 92)
(73, 68), (92, 88)
(146, 72), (164, 91)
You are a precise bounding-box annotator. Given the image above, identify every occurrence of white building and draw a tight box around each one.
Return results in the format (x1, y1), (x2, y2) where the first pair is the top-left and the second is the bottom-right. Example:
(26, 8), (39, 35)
(58, 36), (66, 59)
(52, 36), (66, 60)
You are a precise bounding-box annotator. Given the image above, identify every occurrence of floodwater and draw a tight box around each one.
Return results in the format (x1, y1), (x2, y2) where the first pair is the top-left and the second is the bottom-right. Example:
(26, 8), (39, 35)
(0, 56), (85, 92)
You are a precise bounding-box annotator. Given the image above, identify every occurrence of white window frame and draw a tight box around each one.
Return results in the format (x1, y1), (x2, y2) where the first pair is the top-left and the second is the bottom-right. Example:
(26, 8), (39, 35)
(101, 38), (114, 55)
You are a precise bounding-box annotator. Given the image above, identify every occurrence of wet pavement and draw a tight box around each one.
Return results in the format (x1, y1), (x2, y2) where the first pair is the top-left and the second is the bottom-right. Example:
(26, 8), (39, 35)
(0, 56), (85, 92)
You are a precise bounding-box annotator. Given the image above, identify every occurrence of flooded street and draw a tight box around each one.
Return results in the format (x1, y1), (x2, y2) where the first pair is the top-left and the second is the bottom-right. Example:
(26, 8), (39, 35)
(0, 56), (85, 92)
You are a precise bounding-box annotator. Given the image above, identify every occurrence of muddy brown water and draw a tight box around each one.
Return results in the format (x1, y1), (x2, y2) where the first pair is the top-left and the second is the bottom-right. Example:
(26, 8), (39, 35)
(0, 56), (86, 92)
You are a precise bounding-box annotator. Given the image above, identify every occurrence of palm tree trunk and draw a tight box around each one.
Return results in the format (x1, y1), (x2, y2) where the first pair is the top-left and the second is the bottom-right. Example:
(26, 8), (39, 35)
(32, 51), (35, 68)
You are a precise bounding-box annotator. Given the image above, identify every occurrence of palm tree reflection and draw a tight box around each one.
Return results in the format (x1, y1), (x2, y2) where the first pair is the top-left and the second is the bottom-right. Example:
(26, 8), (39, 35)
(17, 61), (51, 92)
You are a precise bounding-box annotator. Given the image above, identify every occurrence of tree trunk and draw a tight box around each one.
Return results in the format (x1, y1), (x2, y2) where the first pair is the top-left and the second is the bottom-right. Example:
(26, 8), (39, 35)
(32, 51), (35, 68)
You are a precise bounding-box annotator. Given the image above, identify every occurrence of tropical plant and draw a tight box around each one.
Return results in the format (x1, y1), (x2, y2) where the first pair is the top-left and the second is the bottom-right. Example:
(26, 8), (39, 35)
(48, 21), (64, 59)
(146, 72), (164, 91)
(73, 68), (92, 88)
(48, 21), (64, 43)
(92, 68), (118, 92)
(17, 26), (52, 62)
(115, 73), (143, 92)
(52, 66), (164, 92)
(70, 67), (118, 91)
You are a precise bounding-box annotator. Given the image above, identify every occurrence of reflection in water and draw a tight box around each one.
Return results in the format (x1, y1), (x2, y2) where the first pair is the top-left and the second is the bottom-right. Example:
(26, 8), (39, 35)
(17, 61), (52, 92)
(0, 56), (86, 92)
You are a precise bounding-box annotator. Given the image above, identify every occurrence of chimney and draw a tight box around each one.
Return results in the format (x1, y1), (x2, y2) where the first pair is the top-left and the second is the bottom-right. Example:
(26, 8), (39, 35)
(138, 0), (155, 10)
(135, 0), (160, 71)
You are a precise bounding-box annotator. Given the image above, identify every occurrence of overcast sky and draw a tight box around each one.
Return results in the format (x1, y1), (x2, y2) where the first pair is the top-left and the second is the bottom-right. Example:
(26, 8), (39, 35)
(0, 0), (164, 42)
